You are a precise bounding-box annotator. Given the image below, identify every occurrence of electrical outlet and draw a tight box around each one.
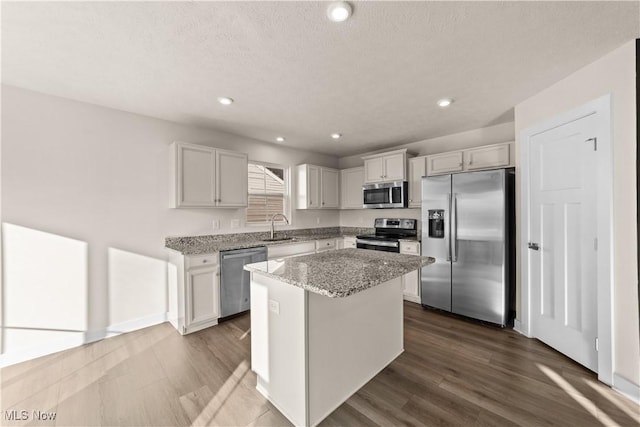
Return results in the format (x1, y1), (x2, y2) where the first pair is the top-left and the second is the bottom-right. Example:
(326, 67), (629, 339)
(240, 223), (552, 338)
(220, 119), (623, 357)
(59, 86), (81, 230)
(268, 299), (280, 314)
(230, 219), (240, 229)
(316, 217), (321, 225)
(212, 219), (220, 230)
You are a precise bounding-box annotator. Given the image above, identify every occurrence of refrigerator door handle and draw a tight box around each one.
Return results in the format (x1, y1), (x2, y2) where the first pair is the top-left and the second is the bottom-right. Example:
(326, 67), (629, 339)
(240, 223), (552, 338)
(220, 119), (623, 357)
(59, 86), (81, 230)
(451, 193), (458, 262)
(446, 193), (451, 262)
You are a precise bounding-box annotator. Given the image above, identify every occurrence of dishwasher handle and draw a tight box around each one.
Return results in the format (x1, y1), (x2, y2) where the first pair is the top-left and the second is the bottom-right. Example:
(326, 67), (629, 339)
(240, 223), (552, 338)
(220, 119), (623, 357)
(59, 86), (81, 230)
(221, 247), (267, 261)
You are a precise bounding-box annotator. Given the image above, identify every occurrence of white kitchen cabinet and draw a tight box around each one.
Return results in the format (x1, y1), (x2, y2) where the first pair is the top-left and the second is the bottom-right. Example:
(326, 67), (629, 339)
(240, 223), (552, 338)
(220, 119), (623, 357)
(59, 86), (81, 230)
(170, 141), (248, 208)
(464, 143), (510, 171)
(168, 251), (220, 335)
(343, 236), (357, 248)
(296, 164), (339, 209)
(408, 156), (427, 208)
(426, 143), (513, 176)
(316, 238), (337, 253)
(268, 241), (317, 259)
(340, 167), (364, 209)
(321, 168), (340, 208)
(400, 241), (421, 303)
(426, 151), (464, 176)
(216, 149), (248, 207)
(362, 149), (408, 183)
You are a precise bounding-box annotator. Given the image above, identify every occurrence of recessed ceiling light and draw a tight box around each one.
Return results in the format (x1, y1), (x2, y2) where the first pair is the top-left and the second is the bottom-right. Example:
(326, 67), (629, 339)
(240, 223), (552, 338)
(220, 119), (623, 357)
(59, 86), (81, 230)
(217, 97), (234, 105)
(327, 2), (352, 22)
(437, 98), (454, 108)
(331, 133), (342, 140)
(276, 136), (285, 142)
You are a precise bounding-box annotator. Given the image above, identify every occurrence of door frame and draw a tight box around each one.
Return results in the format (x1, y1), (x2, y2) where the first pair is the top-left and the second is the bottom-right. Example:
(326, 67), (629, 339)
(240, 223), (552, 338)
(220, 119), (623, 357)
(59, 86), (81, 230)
(520, 94), (613, 385)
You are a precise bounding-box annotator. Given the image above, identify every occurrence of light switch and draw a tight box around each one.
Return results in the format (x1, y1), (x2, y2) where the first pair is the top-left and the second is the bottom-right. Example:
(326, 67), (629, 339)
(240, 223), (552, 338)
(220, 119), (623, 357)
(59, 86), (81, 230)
(212, 219), (220, 230)
(231, 219), (240, 228)
(268, 299), (280, 314)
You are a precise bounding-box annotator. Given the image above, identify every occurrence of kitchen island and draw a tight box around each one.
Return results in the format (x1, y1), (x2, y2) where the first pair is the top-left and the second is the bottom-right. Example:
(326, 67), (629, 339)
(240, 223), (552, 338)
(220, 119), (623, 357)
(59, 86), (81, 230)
(244, 248), (434, 427)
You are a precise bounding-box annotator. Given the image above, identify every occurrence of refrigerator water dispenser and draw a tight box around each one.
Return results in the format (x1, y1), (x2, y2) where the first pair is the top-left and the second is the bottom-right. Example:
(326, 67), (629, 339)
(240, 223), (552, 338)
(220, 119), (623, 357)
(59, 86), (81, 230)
(428, 209), (445, 238)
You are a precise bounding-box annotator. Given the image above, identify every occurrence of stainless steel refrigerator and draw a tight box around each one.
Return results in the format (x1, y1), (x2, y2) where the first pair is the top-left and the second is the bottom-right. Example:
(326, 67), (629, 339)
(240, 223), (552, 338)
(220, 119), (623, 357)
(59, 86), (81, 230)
(421, 168), (515, 326)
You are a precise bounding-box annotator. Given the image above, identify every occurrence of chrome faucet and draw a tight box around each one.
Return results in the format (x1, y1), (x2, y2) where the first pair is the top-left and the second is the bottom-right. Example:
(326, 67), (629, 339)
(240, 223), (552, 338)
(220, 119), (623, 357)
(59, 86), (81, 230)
(270, 213), (290, 239)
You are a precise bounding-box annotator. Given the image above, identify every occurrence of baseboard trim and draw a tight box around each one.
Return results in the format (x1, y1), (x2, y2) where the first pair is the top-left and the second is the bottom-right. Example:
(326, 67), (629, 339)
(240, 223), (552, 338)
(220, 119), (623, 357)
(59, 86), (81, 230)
(0, 312), (168, 368)
(613, 373), (640, 404)
(512, 319), (528, 336)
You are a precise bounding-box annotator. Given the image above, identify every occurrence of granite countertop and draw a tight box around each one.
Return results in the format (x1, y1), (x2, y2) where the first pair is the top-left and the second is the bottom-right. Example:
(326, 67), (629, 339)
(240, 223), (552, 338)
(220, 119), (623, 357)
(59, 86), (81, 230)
(244, 248), (435, 298)
(165, 227), (373, 255)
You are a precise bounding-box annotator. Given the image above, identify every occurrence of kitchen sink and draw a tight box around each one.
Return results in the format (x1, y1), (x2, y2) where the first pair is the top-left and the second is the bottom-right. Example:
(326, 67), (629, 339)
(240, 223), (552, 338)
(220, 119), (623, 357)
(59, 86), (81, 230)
(262, 237), (296, 242)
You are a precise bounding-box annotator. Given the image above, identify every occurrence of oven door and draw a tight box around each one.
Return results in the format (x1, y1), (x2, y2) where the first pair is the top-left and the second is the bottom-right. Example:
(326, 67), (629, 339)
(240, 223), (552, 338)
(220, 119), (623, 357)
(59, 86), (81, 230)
(356, 239), (400, 253)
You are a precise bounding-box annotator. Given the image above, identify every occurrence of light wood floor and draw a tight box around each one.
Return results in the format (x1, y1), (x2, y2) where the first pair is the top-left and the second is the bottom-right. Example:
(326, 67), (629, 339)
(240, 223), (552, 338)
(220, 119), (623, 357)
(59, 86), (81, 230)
(2, 302), (638, 426)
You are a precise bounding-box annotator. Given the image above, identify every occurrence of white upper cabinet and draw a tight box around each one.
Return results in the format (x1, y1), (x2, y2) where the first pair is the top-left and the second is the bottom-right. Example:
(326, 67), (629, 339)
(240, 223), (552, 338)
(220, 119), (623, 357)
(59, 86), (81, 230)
(464, 143), (510, 171)
(408, 156), (426, 208)
(426, 143), (512, 176)
(340, 167), (364, 209)
(296, 164), (339, 209)
(321, 168), (340, 208)
(362, 149), (408, 183)
(426, 151), (464, 176)
(171, 141), (248, 208)
(216, 149), (248, 207)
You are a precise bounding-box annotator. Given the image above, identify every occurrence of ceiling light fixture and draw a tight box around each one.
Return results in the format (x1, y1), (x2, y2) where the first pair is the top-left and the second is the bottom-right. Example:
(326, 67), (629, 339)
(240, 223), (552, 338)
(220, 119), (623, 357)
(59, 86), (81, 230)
(331, 133), (342, 140)
(217, 97), (234, 105)
(276, 136), (285, 142)
(327, 2), (352, 22)
(437, 98), (454, 108)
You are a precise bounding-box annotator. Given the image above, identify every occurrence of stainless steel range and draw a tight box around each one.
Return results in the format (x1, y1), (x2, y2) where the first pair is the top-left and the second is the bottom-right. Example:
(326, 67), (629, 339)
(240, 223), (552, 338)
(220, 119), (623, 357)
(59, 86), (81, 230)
(356, 218), (418, 253)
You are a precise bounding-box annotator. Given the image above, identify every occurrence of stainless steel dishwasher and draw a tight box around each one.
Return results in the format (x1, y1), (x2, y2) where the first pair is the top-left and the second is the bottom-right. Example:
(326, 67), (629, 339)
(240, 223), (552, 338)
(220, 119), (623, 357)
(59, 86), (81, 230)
(220, 246), (268, 318)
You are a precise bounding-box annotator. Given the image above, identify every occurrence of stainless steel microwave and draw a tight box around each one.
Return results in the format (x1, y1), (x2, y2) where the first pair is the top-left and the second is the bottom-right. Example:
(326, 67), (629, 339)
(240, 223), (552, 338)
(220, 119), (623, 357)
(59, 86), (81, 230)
(362, 181), (408, 209)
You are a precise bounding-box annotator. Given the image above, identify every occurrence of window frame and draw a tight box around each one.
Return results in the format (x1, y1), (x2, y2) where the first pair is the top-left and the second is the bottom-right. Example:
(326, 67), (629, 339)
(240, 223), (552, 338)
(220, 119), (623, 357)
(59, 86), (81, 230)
(245, 161), (291, 226)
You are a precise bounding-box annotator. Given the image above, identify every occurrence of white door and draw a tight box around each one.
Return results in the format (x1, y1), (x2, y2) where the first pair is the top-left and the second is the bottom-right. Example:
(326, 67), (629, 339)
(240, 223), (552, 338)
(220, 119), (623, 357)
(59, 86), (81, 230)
(528, 113), (598, 371)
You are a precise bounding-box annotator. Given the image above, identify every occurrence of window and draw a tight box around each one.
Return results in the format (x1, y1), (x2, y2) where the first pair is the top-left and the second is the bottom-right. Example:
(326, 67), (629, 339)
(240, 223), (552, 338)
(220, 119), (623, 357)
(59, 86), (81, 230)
(246, 162), (289, 224)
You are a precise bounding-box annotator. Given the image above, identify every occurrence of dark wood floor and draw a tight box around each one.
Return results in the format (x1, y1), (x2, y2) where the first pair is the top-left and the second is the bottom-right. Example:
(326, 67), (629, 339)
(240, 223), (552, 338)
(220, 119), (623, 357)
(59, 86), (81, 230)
(2, 302), (638, 426)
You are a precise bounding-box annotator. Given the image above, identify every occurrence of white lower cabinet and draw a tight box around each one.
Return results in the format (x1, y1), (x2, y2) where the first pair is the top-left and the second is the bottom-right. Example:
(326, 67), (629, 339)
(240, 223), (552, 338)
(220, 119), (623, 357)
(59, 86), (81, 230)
(400, 241), (421, 303)
(316, 238), (337, 253)
(268, 241), (317, 259)
(343, 236), (357, 248)
(168, 251), (220, 335)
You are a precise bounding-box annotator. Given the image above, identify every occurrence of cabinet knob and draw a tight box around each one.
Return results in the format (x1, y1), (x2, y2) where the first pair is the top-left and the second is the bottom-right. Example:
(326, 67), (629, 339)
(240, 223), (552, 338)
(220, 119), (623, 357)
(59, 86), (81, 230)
(202, 260), (208, 263)
(409, 199), (412, 203)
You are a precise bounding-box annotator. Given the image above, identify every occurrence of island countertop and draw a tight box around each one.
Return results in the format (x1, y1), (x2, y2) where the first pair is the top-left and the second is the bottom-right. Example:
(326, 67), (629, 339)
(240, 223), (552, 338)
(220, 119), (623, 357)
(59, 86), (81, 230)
(244, 248), (435, 298)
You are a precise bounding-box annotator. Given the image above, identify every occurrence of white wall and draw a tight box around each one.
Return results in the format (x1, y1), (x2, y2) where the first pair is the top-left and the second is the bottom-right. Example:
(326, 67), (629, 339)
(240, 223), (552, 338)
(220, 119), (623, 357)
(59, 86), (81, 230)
(514, 40), (639, 393)
(0, 85), (340, 363)
(338, 122), (515, 228)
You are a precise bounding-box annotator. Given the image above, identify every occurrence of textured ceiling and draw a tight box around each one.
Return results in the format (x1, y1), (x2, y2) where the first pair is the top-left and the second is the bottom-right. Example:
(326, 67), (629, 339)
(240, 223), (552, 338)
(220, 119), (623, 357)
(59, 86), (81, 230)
(2, 1), (639, 156)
